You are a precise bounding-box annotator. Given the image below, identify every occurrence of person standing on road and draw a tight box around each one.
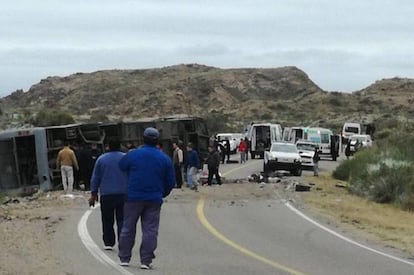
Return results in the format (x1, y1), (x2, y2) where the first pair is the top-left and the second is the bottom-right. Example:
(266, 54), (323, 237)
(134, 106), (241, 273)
(238, 138), (247, 164)
(118, 127), (175, 269)
(218, 142), (226, 164)
(89, 140), (127, 250)
(56, 141), (79, 192)
(313, 147), (320, 176)
(172, 141), (184, 189)
(204, 145), (222, 186)
(185, 142), (200, 191)
(244, 137), (249, 161)
(224, 139), (231, 163)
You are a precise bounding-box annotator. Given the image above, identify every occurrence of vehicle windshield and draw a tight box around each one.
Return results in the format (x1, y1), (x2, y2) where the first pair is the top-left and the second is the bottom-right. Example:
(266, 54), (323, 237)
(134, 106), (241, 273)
(271, 143), (297, 153)
(345, 127), (359, 133)
(296, 143), (316, 151)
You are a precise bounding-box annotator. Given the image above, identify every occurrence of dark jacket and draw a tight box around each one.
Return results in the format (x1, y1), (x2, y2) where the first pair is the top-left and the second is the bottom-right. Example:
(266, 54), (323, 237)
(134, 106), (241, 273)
(205, 150), (220, 168)
(186, 150), (200, 169)
(313, 150), (320, 163)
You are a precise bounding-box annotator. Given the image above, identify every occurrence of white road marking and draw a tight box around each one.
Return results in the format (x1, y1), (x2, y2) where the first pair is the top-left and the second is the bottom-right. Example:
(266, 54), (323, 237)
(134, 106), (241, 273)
(77, 204), (134, 275)
(285, 202), (414, 267)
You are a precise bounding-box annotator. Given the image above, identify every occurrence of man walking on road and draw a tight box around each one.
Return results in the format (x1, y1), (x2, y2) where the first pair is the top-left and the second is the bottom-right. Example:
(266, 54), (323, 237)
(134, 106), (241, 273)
(185, 142), (200, 191)
(56, 141), (79, 192)
(118, 127), (175, 269)
(89, 140), (127, 250)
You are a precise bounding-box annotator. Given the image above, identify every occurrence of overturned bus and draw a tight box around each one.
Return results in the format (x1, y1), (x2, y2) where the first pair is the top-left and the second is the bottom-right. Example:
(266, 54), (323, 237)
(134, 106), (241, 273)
(0, 116), (209, 193)
(0, 123), (106, 193)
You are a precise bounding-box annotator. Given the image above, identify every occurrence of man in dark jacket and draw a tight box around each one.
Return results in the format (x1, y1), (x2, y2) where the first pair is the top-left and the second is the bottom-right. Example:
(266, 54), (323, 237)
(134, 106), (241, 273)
(185, 142), (200, 191)
(313, 147), (320, 176)
(117, 127), (175, 269)
(89, 140), (127, 250)
(204, 145), (222, 186)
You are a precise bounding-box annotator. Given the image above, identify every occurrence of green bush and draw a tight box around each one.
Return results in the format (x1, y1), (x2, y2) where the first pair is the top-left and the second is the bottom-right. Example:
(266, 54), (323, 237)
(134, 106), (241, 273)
(332, 159), (352, 181)
(333, 133), (414, 210)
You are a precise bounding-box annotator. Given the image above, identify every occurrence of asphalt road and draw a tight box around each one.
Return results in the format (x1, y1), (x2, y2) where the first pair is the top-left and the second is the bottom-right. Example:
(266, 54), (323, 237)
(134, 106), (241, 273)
(58, 153), (414, 274)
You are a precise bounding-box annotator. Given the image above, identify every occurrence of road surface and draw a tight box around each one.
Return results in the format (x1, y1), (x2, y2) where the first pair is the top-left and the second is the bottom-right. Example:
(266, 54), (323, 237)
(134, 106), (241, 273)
(55, 154), (414, 274)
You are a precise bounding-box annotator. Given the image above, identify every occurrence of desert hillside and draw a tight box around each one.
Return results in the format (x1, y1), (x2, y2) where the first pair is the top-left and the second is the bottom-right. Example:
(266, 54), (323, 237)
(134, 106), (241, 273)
(1, 64), (414, 131)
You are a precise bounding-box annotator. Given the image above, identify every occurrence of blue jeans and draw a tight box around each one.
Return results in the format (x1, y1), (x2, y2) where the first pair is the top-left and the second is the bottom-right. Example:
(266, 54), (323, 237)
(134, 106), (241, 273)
(186, 167), (198, 187)
(118, 201), (161, 265)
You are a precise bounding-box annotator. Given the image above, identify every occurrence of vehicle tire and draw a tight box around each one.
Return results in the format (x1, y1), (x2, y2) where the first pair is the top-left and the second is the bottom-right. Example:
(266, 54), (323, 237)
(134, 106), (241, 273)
(293, 167), (302, 176)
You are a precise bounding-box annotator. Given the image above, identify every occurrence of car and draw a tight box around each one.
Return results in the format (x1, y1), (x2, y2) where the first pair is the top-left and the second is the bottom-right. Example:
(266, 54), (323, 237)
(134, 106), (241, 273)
(263, 142), (302, 176)
(348, 134), (372, 152)
(295, 140), (317, 169)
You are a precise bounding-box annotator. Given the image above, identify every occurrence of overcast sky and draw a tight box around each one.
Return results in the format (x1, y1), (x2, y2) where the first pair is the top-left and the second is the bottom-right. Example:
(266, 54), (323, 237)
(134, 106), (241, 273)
(1, 0), (413, 97)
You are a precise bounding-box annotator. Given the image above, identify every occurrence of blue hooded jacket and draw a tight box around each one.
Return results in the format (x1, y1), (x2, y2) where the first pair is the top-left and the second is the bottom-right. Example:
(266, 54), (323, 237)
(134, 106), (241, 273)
(119, 144), (175, 203)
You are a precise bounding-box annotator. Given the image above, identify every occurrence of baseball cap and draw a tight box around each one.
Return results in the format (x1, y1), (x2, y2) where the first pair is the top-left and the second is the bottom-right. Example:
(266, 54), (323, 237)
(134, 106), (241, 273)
(143, 127), (160, 139)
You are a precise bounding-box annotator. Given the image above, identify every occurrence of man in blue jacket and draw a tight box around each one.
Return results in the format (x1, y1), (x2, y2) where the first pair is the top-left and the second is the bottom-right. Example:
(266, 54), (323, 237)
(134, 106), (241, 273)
(118, 127), (175, 269)
(185, 142), (200, 191)
(89, 139), (127, 250)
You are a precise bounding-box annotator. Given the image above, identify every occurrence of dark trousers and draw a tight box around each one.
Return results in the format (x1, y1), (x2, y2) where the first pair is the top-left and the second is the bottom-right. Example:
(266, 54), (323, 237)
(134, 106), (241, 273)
(174, 164), (183, 188)
(207, 166), (222, 185)
(118, 201), (161, 265)
(100, 194), (125, 247)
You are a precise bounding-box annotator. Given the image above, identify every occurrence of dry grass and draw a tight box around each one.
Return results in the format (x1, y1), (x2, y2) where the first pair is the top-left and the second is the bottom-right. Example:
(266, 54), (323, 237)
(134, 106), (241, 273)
(301, 173), (414, 256)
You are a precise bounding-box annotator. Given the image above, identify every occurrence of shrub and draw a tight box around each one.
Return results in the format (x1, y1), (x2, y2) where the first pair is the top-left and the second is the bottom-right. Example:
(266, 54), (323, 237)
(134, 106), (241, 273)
(332, 159), (352, 181)
(334, 133), (414, 210)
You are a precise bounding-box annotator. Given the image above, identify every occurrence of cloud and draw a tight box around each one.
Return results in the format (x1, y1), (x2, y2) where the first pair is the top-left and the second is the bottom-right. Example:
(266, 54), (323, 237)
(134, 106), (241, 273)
(1, 0), (414, 96)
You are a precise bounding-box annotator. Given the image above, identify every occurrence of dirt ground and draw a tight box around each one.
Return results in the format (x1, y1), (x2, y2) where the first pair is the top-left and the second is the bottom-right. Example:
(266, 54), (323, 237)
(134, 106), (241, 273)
(0, 179), (412, 274)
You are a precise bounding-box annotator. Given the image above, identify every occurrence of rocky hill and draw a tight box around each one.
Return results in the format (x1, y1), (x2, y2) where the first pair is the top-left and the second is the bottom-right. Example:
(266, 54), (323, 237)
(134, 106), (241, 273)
(1, 64), (414, 132)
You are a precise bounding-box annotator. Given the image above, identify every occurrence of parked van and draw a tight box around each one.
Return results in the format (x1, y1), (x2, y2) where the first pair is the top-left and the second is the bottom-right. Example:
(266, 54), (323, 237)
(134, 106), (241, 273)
(342, 122), (361, 141)
(307, 127), (340, 161)
(247, 123), (283, 159)
(284, 126), (340, 161)
(216, 133), (243, 153)
(283, 126), (307, 143)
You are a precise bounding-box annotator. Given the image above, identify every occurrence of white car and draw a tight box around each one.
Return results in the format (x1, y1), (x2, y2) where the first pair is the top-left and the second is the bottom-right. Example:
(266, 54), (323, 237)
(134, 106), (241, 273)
(296, 140), (317, 169)
(264, 142), (302, 176)
(349, 134), (372, 152)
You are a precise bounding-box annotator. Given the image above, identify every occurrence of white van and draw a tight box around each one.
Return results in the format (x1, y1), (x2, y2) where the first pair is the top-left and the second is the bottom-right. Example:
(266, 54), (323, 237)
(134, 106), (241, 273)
(247, 123), (283, 159)
(283, 126), (307, 143)
(292, 127), (340, 161)
(216, 133), (243, 153)
(342, 122), (361, 141)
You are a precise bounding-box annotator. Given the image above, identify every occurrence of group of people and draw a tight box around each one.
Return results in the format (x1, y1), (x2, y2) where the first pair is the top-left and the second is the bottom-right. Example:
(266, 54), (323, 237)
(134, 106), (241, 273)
(88, 127), (175, 269)
(57, 127), (228, 269)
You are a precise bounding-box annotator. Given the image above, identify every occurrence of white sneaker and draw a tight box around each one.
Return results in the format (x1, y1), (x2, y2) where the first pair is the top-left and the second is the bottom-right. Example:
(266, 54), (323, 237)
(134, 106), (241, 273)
(103, 246), (113, 250)
(120, 262), (129, 266)
(140, 263), (153, 269)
